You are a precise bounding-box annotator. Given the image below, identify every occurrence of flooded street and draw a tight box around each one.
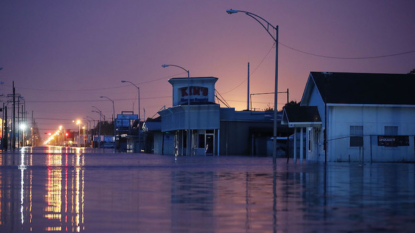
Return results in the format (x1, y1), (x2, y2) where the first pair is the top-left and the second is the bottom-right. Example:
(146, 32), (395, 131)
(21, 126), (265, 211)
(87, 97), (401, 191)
(1, 147), (415, 232)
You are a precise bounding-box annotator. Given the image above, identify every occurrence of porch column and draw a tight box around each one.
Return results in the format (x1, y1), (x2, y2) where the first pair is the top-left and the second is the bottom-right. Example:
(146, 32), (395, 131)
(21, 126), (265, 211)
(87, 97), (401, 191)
(293, 128), (297, 163)
(217, 129), (220, 156)
(300, 127), (304, 163)
(181, 130), (184, 156)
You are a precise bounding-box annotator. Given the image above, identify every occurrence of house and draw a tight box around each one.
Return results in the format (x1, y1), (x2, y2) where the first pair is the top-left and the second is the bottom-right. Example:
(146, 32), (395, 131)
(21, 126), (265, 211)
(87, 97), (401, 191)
(282, 72), (415, 162)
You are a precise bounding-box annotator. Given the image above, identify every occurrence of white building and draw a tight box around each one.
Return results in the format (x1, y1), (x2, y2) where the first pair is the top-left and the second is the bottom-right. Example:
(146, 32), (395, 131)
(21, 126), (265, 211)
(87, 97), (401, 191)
(158, 77), (220, 156)
(282, 72), (415, 162)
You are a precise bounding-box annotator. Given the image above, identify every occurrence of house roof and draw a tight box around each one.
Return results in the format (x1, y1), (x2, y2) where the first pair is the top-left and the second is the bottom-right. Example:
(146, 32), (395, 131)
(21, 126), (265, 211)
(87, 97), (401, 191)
(311, 72), (415, 105)
(281, 106), (322, 128)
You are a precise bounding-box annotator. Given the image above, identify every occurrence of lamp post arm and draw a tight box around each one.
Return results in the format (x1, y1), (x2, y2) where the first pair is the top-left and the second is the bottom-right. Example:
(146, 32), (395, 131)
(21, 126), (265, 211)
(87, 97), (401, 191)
(124, 80), (139, 90)
(230, 10), (277, 42)
(164, 64), (189, 74)
(243, 11), (277, 41)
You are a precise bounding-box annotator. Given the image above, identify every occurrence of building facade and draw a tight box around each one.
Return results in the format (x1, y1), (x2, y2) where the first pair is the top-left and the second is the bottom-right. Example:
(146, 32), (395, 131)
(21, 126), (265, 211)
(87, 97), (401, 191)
(154, 77), (289, 156)
(283, 72), (415, 162)
(158, 77), (220, 156)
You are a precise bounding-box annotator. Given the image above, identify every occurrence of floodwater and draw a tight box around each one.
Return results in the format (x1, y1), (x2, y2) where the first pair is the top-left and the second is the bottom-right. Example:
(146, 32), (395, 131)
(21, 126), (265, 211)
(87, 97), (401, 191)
(1, 147), (415, 233)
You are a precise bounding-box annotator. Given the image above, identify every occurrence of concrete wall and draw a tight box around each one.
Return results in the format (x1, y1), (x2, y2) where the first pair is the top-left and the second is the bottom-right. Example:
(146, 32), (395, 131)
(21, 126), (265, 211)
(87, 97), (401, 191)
(327, 106), (415, 162)
(154, 132), (163, 155)
(219, 121), (273, 156)
(153, 132), (175, 155)
(159, 105), (220, 132)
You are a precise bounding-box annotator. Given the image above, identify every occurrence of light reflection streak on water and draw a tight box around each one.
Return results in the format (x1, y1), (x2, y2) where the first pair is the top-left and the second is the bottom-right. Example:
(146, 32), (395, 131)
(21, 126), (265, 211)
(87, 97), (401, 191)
(38, 146), (85, 232)
(19, 150), (25, 225)
(45, 152), (62, 221)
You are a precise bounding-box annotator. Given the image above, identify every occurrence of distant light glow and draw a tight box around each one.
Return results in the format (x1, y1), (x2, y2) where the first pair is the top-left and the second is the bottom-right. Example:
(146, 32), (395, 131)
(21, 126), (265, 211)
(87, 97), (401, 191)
(20, 124), (27, 130)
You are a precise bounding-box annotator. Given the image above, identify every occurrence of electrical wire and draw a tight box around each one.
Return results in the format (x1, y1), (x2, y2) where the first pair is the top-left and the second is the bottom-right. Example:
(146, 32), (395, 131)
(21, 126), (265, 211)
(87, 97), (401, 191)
(25, 96), (170, 103)
(7, 72), (184, 92)
(279, 42), (415, 59)
(221, 43), (275, 95)
(221, 40), (415, 94)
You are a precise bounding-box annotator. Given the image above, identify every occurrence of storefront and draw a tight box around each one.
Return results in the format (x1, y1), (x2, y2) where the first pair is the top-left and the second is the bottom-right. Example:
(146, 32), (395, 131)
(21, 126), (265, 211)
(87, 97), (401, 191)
(158, 77), (220, 156)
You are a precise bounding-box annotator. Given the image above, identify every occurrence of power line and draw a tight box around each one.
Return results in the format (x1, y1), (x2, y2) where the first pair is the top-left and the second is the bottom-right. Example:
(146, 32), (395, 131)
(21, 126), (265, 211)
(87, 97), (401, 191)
(221, 43), (275, 95)
(221, 41), (415, 95)
(279, 42), (415, 59)
(25, 96), (170, 103)
(7, 72), (184, 92)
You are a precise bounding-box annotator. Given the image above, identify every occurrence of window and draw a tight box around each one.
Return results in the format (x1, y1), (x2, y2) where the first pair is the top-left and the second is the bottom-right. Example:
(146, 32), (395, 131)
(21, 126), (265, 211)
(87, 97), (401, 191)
(385, 126), (398, 136)
(350, 126), (363, 147)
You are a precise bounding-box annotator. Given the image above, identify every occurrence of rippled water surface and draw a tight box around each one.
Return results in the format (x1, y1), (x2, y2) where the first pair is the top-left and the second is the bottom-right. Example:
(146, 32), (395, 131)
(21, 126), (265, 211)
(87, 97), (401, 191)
(1, 146), (415, 232)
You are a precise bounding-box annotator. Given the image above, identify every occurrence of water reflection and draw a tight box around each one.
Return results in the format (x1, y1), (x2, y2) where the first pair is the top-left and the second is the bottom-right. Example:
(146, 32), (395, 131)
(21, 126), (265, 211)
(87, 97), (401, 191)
(0, 147), (85, 232)
(0, 148), (415, 232)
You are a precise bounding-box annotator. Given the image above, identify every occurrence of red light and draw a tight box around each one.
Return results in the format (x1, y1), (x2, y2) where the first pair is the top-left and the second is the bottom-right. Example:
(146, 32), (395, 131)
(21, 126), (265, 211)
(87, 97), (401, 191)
(48, 132), (52, 136)
(65, 133), (69, 136)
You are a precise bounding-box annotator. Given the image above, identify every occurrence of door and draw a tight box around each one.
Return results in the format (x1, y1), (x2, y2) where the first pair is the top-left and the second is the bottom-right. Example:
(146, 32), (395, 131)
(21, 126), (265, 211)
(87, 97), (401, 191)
(206, 134), (214, 155)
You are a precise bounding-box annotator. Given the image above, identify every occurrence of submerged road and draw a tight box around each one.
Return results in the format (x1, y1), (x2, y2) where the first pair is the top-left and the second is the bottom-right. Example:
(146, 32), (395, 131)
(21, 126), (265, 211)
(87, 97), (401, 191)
(1, 146), (414, 232)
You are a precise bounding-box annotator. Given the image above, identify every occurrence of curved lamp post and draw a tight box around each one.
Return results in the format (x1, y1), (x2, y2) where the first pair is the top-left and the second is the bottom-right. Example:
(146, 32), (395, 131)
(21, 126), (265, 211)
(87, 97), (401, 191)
(92, 106), (103, 149)
(100, 96), (116, 152)
(121, 80), (140, 121)
(162, 64), (191, 156)
(86, 116), (96, 140)
(121, 80), (141, 152)
(226, 9), (279, 159)
(73, 120), (81, 147)
(83, 118), (92, 147)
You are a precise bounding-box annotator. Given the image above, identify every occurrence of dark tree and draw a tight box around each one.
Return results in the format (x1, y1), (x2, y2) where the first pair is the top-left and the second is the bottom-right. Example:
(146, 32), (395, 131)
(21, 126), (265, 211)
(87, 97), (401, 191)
(409, 69), (415, 75)
(264, 103), (273, 112)
(284, 100), (301, 108)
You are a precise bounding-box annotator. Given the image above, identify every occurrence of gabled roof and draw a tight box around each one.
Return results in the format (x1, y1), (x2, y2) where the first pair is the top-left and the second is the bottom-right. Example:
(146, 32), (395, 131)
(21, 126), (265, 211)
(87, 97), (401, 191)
(310, 72), (415, 105)
(281, 106), (322, 128)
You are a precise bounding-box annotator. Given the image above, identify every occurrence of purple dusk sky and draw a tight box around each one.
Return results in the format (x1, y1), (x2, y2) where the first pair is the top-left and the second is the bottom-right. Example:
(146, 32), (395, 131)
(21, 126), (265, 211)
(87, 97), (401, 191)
(1, 0), (414, 137)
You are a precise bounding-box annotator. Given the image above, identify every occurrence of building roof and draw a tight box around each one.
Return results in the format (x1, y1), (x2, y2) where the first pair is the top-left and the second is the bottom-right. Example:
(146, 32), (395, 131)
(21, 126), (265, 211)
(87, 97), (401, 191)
(283, 106), (321, 122)
(281, 106), (322, 128)
(168, 76), (218, 84)
(311, 72), (415, 105)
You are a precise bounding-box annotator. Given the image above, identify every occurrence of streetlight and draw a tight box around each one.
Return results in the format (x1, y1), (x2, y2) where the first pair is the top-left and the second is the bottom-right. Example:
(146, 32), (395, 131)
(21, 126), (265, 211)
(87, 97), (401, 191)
(82, 126), (86, 147)
(73, 120), (81, 147)
(83, 118), (92, 147)
(20, 123), (26, 147)
(18, 96), (25, 148)
(162, 64), (191, 156)
(226, 9), (279, 159)
(121, 80), (140, 121)
(100, 96), (116, 152)
(86, 116), (96, 144)
(92, 107), (103, 149)
(121, 80), (141, 152)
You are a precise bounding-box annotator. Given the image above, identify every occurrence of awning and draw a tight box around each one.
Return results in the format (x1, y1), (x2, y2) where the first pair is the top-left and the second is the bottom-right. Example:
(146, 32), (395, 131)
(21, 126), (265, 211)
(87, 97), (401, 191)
(281, 106), (322, 128)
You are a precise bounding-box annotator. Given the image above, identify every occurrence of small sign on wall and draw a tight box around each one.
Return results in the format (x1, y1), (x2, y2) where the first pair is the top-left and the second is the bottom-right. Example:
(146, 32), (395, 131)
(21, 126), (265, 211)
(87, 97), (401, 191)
(378, 135), (409, 147)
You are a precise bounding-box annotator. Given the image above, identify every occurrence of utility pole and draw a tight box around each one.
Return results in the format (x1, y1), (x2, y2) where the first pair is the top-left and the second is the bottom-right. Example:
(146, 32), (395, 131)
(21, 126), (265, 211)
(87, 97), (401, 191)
(32, 111), (34, 147)
(17, 97), (20, 148)
(3, 106), (7, 150)
(247, 62), (250, 111)
(12, 81), (15, 150)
